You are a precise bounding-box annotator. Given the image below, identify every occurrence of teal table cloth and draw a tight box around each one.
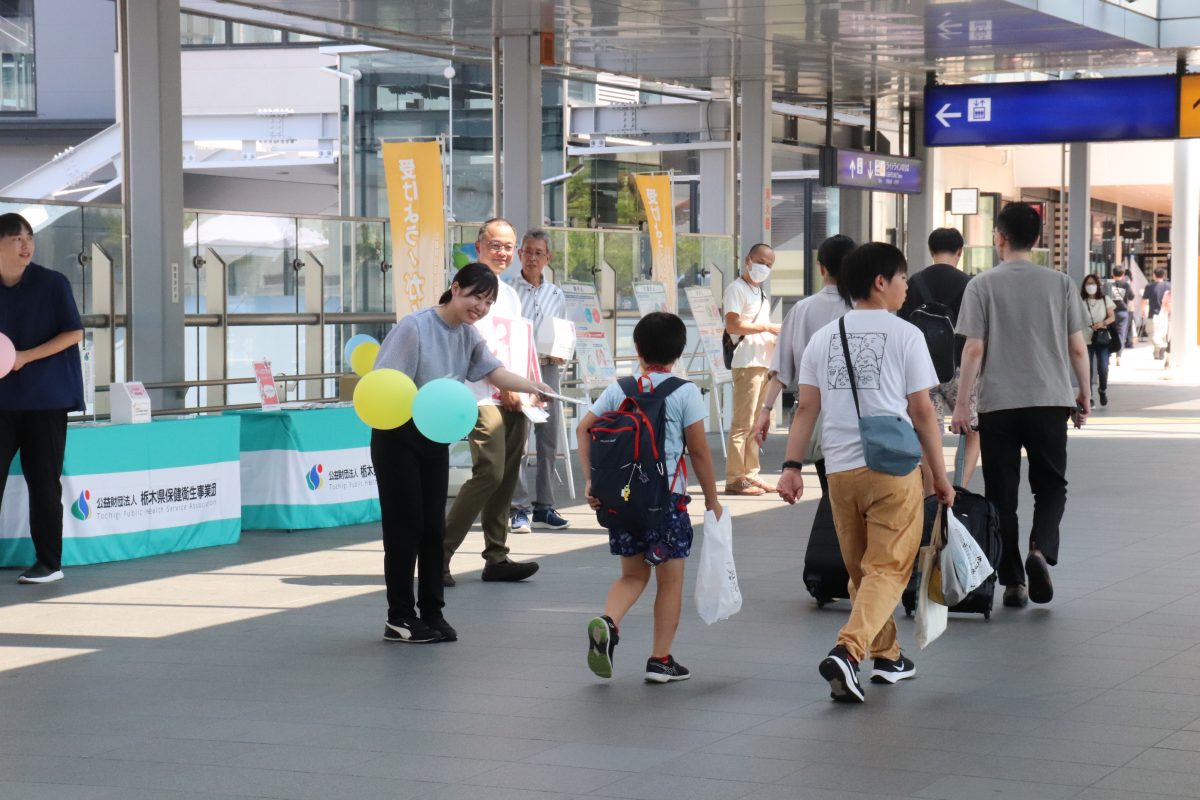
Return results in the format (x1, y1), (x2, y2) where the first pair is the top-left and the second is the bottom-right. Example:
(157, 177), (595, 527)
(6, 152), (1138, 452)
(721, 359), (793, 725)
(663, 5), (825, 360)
(0, 415), (242, 567)
(234, 405), (381, 530)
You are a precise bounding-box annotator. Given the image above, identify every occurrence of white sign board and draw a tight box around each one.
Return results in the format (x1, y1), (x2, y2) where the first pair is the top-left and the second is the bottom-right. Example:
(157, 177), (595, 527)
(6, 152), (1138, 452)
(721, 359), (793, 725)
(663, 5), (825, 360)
(110, 382), (151, 425)
(684, 286), (733, 385)
(633, 281), (670, 316)
(561, 282), (616, 390)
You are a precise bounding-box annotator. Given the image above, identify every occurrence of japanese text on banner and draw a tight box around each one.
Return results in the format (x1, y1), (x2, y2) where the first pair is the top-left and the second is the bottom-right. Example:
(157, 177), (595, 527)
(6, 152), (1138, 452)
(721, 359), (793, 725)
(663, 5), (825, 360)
(382, 140), (446, 319)
(632, 174), (677, 314)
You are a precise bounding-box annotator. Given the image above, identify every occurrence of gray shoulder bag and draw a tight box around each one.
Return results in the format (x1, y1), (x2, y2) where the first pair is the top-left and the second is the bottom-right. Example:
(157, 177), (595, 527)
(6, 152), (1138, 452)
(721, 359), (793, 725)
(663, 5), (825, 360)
(838, 317), (922, 476)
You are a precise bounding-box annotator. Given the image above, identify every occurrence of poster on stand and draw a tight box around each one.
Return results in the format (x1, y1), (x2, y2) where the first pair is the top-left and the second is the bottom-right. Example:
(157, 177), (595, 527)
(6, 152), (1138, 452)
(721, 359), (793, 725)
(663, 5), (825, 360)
(684, 285), (733, 385)
(633, 281), (670, 316)
(561, 282), (616, 391)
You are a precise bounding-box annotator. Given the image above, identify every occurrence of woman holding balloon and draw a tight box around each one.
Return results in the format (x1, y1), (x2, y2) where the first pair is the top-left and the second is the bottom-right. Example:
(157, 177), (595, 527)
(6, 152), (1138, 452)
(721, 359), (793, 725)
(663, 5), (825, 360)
(365, 263), (552, 644)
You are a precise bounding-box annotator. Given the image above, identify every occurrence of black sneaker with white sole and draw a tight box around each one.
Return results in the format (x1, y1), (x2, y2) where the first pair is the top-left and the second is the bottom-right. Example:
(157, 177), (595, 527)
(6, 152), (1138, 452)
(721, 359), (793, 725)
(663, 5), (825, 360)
(18, 563), (63, 584)
(870, 653), (916, 684)
(645, 655), (691, 683)
(383, 616), (444, 643)
(819, 644), (865, 703)
(586, 615), (619, 678)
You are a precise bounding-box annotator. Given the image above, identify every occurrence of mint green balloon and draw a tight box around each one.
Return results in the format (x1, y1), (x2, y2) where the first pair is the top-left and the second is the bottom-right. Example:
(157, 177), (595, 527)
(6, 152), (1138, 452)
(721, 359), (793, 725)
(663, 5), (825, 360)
(412, 378), (478, 443)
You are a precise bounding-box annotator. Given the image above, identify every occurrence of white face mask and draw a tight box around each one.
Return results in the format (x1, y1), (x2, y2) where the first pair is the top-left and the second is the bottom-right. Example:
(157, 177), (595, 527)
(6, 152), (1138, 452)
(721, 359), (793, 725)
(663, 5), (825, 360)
(1085, 284), (1098, 295)
(748, 262), (771, 284)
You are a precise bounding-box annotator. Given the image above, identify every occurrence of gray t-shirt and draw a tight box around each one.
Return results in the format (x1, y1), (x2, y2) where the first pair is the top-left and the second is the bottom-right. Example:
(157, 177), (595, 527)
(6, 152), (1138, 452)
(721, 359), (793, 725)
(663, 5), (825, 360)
(956, 259), (1088, 414)
(374, 307), (502, 388)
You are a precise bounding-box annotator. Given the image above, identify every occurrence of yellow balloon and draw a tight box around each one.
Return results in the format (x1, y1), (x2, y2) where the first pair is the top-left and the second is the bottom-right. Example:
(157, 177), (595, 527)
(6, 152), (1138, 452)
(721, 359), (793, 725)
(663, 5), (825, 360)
(352, 368), (417, 430)
(351, 341), (380, 377)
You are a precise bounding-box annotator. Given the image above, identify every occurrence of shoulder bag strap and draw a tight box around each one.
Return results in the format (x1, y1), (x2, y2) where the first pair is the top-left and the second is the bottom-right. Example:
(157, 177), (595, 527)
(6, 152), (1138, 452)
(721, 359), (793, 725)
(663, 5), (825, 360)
(838, 317), (862, 419)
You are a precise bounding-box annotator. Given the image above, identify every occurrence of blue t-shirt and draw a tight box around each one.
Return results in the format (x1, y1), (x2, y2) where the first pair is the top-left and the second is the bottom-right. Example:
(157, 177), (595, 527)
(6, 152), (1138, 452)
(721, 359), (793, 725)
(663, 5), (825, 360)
(0, 263), (85, 412)
(589, 372), (707, 490)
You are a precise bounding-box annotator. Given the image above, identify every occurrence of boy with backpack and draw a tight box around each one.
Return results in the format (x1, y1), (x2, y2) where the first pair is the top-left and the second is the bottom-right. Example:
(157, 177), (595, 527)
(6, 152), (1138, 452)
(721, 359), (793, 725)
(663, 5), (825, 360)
(577, 312), (723, 683)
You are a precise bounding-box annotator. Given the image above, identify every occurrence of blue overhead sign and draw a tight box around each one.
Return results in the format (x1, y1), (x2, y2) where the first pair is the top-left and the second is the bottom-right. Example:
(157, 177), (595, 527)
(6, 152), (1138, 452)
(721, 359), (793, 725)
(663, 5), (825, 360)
(925, 76), (1179, 147)
(821, 148), (923, 194)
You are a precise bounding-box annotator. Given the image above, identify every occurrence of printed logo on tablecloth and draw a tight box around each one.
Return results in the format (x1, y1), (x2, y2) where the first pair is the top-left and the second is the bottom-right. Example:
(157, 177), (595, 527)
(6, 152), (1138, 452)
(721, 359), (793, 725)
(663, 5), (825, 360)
(306, 464), (324, 490)
(70, 489), (92, 521)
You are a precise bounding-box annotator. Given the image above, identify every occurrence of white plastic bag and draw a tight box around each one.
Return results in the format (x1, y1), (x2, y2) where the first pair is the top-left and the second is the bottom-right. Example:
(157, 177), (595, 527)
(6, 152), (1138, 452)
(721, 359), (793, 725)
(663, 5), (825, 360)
(940, 511), (993, 606)
(914, 507), (948, 649)
(694, 509), (742, 624)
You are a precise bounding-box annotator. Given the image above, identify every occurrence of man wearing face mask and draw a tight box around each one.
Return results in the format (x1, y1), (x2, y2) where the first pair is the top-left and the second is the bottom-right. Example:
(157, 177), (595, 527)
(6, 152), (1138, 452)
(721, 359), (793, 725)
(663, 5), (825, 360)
(722, 243), (781, 496)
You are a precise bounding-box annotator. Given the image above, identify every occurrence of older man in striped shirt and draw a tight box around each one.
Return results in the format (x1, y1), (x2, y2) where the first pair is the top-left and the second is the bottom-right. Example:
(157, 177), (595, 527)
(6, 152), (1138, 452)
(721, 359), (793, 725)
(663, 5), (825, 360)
(506, 229), (572, 532)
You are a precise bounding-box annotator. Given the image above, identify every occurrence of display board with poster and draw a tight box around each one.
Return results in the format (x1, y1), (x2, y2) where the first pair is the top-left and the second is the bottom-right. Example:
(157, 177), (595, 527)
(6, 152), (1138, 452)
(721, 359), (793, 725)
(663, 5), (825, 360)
(684, 285), (733, 385)
(633, 281), (670, 316)
(471, 314), (542, 404)
(560, 282), (616, 391)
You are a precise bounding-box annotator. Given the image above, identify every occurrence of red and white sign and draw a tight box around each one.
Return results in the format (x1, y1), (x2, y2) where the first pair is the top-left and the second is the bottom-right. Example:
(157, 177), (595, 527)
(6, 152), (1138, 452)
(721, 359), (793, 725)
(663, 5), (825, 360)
(470, 315), (541, 405)
(253, 360), (281, 411)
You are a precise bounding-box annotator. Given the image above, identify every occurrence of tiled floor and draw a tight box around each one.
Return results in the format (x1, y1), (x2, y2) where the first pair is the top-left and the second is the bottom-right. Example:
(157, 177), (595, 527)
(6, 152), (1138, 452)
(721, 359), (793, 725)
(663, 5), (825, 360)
(1, 346), (1198, 799)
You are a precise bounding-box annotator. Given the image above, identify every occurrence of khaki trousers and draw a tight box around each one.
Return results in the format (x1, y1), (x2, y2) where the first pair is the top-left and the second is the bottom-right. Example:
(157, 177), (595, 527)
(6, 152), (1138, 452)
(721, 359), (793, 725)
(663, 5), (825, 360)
(726, 366), (770, 482)
(826, 466), (924, 663)
(444, 405), (528, 566)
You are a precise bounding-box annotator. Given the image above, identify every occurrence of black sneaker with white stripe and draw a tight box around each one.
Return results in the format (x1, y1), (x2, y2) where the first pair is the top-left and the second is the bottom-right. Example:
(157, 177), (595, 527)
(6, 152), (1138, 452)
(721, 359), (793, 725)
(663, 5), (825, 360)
(586, 615), (619, 678)
(818, 644), (864, 703)
(383, 616), (444, 643)
(870, 653), (916, 684)
(644, 655), (690, 683)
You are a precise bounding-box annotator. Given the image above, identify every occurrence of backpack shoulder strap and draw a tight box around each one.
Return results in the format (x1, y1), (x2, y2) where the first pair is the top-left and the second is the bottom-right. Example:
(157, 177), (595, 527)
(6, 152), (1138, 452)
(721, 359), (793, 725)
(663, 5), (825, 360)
(911, 271), (935, 307)
(617, 376), (639, 397)
(652, 376), (688, 399)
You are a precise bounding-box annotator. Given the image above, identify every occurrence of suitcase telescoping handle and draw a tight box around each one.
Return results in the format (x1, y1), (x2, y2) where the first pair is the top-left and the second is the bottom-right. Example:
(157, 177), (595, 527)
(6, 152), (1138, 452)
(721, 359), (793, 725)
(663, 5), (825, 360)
(951, 432), (967, 488)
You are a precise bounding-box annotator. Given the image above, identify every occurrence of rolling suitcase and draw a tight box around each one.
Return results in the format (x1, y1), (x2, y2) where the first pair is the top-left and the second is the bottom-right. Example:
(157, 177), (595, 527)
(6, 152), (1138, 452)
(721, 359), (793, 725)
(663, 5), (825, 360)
(802, 463), (850, 607)
(902, 435), (1002, 620)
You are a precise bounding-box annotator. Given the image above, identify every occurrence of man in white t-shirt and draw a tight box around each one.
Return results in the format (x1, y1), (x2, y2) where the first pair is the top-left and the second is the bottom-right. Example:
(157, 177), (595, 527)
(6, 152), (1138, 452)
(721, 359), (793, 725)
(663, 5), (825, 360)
(443, 218), (540, 585)
(722, 243), (780, 496)
(777, 243), (954, 704)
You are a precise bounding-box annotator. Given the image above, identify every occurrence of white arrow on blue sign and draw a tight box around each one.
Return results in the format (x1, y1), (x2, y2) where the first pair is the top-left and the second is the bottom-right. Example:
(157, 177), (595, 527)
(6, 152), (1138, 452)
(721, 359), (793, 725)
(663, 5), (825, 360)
(925, 76), (1179, 147)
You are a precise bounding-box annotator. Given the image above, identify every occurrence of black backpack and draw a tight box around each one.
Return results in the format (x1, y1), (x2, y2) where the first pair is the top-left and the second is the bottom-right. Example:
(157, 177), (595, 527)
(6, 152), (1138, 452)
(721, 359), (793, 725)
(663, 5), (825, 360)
(588, 376), (687, 533)
(907, 275), (957, 384)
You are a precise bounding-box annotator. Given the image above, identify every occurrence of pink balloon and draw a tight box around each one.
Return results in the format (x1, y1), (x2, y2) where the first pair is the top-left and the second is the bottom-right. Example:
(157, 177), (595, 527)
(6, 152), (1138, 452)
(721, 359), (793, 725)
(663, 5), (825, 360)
(0, 333), (14, 380)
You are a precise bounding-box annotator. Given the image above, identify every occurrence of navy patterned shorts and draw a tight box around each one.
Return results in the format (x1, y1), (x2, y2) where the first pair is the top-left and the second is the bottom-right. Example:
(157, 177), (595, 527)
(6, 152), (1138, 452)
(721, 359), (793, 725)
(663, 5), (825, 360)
(607, 493), (694, 566)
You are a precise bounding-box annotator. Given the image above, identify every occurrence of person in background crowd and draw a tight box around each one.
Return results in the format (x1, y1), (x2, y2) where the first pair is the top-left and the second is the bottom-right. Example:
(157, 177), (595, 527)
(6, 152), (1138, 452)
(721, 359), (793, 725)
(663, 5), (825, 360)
(443, 219), (543, 586)
(898, 227), (979, 490)
(1142, 268), (1171, 361)
(1081, 274), (1115, 407)
(1108, 265), (1134, 366)
(952, 202), (1091, 609)
(722, 243), (780, 496)
(507, 229), (572, 533)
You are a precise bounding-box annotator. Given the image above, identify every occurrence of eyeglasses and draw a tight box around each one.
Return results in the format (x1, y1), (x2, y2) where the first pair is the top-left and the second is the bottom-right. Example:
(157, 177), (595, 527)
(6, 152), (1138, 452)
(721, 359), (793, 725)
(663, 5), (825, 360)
(520, 249), (550, 260)
(483, 240), (515, 254)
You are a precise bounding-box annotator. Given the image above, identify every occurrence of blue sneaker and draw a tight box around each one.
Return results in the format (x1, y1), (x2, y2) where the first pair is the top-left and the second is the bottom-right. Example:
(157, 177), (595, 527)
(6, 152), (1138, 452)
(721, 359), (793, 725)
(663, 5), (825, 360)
(510, 509), (532, 534)
(532, 507), (570, 530)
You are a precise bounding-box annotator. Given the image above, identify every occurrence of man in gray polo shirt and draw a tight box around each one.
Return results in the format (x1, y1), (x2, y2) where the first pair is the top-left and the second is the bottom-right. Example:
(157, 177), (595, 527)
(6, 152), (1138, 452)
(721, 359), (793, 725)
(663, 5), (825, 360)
(952, 202), (1091, 609)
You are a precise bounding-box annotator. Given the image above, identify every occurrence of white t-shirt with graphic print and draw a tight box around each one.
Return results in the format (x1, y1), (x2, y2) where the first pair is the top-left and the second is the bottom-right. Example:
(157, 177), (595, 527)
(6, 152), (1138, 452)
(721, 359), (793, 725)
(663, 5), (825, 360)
(797, 309), (939, 475)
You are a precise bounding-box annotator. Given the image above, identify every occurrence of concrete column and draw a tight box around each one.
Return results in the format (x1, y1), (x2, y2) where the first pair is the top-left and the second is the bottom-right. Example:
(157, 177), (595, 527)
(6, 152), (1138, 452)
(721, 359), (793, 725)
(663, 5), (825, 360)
(906, 106), (936, 273)
(698, 148), (731, 235)
(1067, 142), (1090, 285)
(840, 188), (870, 245)
(1171, 138), (1199, 369)
(738, 78), (772, 254)
(119, 0), (185, 407)
(499, 33), (542, 238)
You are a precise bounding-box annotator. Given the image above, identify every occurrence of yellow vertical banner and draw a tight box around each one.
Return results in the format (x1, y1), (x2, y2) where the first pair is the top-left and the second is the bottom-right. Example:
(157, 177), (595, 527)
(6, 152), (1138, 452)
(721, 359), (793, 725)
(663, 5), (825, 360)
(633, 173), (678, 313)
(382, 140), (446, 320)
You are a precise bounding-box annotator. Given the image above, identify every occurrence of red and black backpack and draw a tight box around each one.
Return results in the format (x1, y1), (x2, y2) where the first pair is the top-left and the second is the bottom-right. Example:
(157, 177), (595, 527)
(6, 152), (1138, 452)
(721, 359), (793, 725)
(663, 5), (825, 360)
(588, 375), (688, 533)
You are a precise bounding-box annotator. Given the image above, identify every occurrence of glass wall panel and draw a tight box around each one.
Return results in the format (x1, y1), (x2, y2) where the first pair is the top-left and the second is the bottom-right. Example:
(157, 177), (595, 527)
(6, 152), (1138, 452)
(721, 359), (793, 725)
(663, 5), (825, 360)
(0, 0), (35, 113)
(230, 23), (282, 45)
(180, 14), (226, 46)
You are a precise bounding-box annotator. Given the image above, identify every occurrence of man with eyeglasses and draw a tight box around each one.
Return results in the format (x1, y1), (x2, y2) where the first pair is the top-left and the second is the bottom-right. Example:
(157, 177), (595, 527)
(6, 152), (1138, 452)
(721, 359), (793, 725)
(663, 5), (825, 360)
(506, 230), (571, 533)
(443, 218), (541, 585)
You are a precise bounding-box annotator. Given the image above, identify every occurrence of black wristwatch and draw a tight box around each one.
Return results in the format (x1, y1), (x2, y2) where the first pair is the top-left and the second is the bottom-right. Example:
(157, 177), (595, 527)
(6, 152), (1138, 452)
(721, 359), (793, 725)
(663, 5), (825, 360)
(781, 460), (804, 472)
